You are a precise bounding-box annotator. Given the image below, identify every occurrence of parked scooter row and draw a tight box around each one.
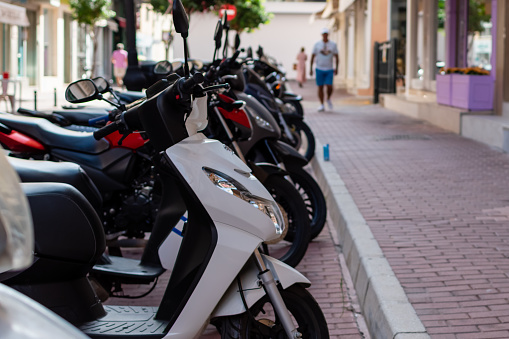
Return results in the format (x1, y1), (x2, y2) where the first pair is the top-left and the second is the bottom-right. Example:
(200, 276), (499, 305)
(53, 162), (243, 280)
(0, 1), (329, 337)
(0, 23), (327, 252)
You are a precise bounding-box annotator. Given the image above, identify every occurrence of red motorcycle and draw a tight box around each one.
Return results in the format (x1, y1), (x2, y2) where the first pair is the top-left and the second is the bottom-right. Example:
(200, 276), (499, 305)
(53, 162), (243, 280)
(0, 112), (158, 245)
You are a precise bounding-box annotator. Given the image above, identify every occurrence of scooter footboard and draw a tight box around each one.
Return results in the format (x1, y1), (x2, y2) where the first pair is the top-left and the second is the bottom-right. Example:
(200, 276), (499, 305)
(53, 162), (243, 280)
(211, 254), (310, 317)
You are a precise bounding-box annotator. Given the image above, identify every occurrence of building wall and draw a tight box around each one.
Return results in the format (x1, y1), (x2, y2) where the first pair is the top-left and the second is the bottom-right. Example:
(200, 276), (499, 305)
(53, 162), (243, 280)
(357, 0), (389, 96)
(172, 2), (329, 82)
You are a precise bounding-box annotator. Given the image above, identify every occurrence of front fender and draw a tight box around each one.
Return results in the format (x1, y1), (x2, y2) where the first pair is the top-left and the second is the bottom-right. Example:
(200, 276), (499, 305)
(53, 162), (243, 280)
(211, 254), (310, 317)
(249, 162), (288, 184)
(282, 92), (302, 101)
(269, 140), (308, 168)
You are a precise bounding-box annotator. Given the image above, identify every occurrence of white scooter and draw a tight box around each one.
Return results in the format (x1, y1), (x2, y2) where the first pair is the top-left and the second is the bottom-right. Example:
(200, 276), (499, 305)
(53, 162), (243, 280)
(1, 1), (329, 337)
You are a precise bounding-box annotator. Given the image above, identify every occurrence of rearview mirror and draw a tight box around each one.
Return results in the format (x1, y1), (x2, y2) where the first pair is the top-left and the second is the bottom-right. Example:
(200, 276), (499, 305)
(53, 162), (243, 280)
(92, 77), (109, 93)
(154, 60), (173, 75)
(234, 33), (241, 50)
(65, 79), (99, 104)
(214, 20), (223, 50)
(172, 0), (189, 38)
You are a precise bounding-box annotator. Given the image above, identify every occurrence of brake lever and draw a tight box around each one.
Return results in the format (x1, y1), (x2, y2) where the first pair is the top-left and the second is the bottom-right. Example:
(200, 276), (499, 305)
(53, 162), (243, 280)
(201, 83), (231, 93)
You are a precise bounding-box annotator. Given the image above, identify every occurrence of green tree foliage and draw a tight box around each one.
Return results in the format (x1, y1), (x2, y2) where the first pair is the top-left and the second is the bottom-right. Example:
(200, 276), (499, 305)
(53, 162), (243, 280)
(468, 0), (490, 34)
(150, 0), (216, 15)
(149, 0), (271, 33)
(69, 0), (115, 77)
(223, 0), (272, 33)
(437, 0), (490, 34)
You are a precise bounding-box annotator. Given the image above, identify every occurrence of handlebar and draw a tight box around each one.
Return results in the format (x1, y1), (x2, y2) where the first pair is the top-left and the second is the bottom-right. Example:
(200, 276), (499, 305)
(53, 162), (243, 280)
(181, 72), (205, 93)
(88, 115), (109, 126)
(93, 121), (120, 140)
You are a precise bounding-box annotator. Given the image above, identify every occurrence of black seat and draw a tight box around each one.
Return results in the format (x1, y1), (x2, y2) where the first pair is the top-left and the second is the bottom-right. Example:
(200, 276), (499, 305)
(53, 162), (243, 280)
(8, 157), (103, 209)
(52, 107), (110, 126)
(21, 182), (106, 268)
(1, 182), (107, 324)
(0, 112), (109, 154)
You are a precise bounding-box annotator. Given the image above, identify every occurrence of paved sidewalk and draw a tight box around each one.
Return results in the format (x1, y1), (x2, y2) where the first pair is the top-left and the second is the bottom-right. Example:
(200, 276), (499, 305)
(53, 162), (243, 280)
(291, 80), (509, 338)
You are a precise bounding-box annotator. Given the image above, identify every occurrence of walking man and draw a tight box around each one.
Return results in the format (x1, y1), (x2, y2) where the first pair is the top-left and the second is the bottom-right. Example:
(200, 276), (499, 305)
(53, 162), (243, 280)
(310, 28), (339, 112)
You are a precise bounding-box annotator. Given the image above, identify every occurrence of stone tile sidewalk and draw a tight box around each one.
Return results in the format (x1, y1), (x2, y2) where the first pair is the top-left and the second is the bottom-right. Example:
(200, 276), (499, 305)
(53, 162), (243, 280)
(291, 79), (509, 338)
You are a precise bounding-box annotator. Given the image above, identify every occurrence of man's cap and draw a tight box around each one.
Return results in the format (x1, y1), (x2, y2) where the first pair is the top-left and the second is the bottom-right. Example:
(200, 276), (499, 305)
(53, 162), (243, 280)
(321, 27), (329, 34)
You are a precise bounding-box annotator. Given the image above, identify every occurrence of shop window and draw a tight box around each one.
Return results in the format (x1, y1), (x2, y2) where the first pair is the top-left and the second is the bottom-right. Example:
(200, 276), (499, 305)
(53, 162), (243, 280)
(466, 0), (492, 70)
(437, 0), (447, 72)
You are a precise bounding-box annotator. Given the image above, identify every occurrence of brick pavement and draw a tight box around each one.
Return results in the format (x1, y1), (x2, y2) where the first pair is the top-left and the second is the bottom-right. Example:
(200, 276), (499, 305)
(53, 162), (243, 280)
(290, 80), (509, 338)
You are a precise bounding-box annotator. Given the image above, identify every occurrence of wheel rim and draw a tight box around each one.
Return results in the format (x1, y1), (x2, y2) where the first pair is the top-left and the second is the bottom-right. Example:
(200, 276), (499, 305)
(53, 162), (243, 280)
(245, 292), (314, 338)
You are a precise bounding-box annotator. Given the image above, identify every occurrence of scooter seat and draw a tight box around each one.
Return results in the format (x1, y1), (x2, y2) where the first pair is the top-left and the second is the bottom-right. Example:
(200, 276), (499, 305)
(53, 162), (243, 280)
(52, 107), (110, 126)
(8, 157), (103, 209)
(22, 182), (106, 266)
(0, 112), (109, 154)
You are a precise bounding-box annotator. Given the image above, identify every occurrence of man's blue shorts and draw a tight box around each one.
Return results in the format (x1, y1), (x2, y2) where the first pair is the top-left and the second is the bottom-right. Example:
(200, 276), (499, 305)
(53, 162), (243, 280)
(315, 69), (334, 86)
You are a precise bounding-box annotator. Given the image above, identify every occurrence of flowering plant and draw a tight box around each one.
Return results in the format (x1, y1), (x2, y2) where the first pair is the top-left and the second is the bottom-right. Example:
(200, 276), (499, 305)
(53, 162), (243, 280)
(439, 67), (490, 75)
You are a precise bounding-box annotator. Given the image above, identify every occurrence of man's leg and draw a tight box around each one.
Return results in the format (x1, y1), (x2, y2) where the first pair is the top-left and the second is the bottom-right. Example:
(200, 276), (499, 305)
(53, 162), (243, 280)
(326, 84), (333, 100)
(318, 85), (324, 104)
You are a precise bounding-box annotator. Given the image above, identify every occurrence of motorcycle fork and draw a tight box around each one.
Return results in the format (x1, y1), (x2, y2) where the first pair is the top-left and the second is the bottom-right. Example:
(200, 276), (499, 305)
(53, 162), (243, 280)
(253, 249), (301, 338)
(213, 106), (247, 164)
(278, 110), (296, 144)
(263, 140), (295, 186)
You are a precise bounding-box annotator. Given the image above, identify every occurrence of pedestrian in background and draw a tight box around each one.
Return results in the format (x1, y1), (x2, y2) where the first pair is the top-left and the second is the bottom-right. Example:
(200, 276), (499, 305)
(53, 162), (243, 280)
(296, 47), (307, 88)
(310, 28), (339, 112)
(111, 43), (128, 87)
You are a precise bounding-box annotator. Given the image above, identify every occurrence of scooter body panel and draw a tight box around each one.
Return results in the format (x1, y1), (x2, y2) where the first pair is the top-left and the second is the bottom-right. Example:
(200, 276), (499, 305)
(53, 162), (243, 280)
(162, 133), (287, 337)
(167, 133), (278, 241)
(211, 254), (310, 318)
(162, 222), (261, 339)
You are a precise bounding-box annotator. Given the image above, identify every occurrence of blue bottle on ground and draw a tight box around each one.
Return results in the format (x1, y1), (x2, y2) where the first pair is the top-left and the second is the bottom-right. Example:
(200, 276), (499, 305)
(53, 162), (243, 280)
(323, 144), (330, 161)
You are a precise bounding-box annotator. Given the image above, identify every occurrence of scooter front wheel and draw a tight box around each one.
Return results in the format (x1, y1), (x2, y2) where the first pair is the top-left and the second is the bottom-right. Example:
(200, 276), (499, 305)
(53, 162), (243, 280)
(288, 167), (327, 241)
(283, 119), (316, 162)
(261, 175), (310, 268)
(214, 284), (329, 338)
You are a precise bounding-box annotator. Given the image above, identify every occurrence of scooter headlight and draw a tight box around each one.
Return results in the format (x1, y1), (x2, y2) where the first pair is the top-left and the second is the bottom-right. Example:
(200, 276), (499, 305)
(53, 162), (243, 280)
(246, 107), (275, 132)
(203, 168), (284, 235)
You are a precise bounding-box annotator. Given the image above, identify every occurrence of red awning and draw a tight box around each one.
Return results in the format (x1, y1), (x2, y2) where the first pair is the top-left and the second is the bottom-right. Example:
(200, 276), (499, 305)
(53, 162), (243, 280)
(117, 17), (126, 28)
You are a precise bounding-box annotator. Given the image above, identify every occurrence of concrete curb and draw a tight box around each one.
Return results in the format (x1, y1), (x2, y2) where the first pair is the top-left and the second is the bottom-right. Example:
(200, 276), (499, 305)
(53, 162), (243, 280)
(310, 139), (430, 339)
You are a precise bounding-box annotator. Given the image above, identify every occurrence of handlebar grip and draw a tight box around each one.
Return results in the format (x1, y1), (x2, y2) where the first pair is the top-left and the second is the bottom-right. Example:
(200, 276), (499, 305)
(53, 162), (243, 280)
(230, 50), (241, 63)
(181, 73), (205, 94)
(93, 121), (119, 140)
(88, 115), (109, 126)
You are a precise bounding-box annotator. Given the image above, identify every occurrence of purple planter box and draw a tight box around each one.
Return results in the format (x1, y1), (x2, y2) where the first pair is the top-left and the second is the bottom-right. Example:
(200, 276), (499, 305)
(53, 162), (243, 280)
(436, 74), (452, 106)
(450, 74), (494, 110)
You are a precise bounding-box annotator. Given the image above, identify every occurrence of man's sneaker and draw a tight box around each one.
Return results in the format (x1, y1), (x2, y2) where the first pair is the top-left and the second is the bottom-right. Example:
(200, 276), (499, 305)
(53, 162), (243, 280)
(317, 104), (325, 112)
(327, 100), (333, 110)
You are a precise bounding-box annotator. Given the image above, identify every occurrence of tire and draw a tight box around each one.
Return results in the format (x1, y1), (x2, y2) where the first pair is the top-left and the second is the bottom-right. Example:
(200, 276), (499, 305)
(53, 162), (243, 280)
(283, 99), (304, 117)
(283, 119), (316, 162)
(214, 284), (329, 339)
(287, 168), (327, 241)
(261, 175), (310, 268)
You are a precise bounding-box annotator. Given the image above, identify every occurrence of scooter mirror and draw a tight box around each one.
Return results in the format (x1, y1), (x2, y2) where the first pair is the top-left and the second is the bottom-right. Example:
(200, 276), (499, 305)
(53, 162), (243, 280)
(154, 60), (173, 75)
(92, 77), (109, 94)
(172, 0), (189, 38)
(214, 20), (223, 50)
(65, 79), (100, 104)
(247, 47), (253, 58)
(257, 46), (264, 58)
(234, 33), (241, 50)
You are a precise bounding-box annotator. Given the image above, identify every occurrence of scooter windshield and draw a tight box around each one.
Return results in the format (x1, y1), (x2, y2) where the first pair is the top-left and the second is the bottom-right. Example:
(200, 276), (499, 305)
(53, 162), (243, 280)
(0, 148), (34, 272)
